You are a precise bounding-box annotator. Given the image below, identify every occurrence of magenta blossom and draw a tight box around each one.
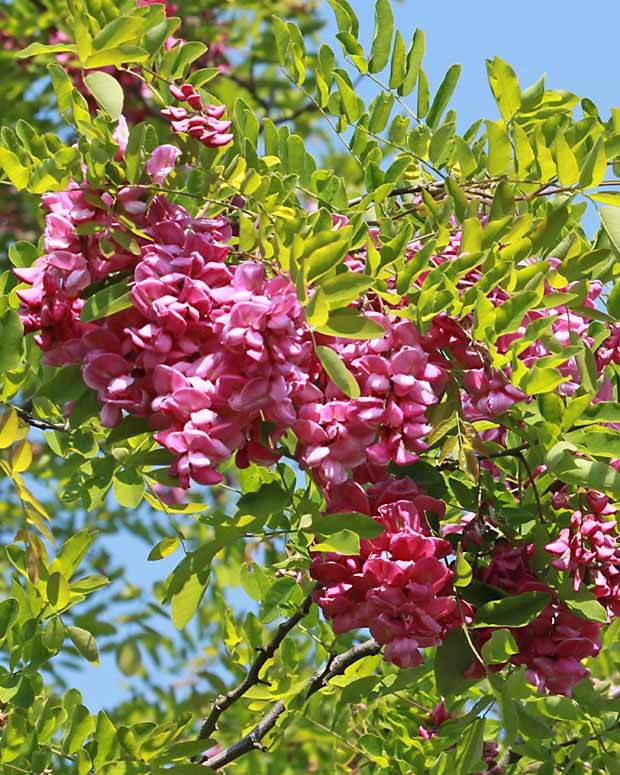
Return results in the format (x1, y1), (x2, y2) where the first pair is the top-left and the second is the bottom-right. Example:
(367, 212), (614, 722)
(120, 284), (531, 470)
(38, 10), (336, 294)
(147, 144), (182, 184)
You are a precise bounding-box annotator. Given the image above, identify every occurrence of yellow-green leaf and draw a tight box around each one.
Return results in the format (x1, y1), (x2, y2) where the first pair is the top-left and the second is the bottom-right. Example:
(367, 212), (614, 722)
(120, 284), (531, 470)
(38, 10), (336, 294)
(316, 345), (360, 399)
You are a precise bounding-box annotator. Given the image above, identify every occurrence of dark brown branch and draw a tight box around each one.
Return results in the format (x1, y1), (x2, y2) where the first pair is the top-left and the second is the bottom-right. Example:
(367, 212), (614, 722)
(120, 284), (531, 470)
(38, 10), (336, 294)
(222, 73), (271, 112)
(7, 404), (68, 433)
(517, 450), (545, 524)
(201, 639), (381, 770)
(197, 592), (314, 742)
(272, 101), (320, 125)
(348, 181), (445, 207)
(487, 443), (529, 459)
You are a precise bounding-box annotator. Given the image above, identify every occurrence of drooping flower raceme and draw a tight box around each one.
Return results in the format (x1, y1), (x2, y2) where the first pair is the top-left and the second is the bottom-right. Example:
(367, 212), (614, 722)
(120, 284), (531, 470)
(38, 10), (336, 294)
(310, 479), (473, 668)
(467, 542), (602, 696)
(546, 491), (620, 618)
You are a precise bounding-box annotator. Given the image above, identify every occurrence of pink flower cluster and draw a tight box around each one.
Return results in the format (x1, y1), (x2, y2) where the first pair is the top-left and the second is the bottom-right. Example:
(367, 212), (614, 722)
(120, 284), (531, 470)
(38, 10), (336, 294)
(296, 318), (449, 485)
(295, 312), (525, 487)
(310, 478), (473, 669)
(16, 176), (530, 492)
(546, 491), (620, 618)
(15, 181), (321, 487)
(162, 83), (233, 148)
(468, 542), (602, 696)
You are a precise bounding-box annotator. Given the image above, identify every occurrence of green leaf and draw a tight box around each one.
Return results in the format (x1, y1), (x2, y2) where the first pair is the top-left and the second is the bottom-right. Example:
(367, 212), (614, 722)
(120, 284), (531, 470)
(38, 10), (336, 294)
(71, 575), (110, 594)
(456, 718), (485, 774)
(554, 133), (579, 186)
(0, 148), (29, 189)
(427, 64), (461, 130)
(8, 240), (38, 268)
(43, 616), (65, 651)
(552, 450), (620, 498)
(0, 310), (24, 373)
(389, 31), (406, 89)
(591, 191), (620, 206)
(565, 430), (620, 459)
(314, 309), (386, 339)
(47, 572), (71, 612)
(0, 599), (19, 641)
(65, 704), (95, 754)
(474, 591), (550, 628)
(15, 42), (77, 59)
(486, 56), (521, 120)
(0, 408), (19, 449)
(305, 231), (351, 282)
(117, 641), (141, 676)
(486, 120), (512, 175)
(84, 46), (150, 69)
(379, 223), (413, 269)
(320, 272), (374, 306)
(114, 469), (145, 508)
(81, 283), (132, 323)
(368, 93), (394, 134)
(417, 70), (430, 118)
(579, 137), (607, 189)
(93, 711), (118, 768)
(515, 704), (553, 739)
(51, 530), (97, 579)
(313, 529), (360, 555)
(368, 0), (393, 73)
(84, 72), (124, 120)
(171, 571), (207, 629)
(608, 281), (620, 319)
(312, 512), (384, 539)
(520, 366), (569, 395)
(326, 0), (359, 36)
(389, 460), (448, 499)
(152, 766), (220, 775)
(148, 537), (181, 561)
(333, 72), (361, 122)
(67, 626), (99, 663)
(558, 582), (608, 623)
(435, 629), (476, 696)
(236, 482), (288, 521)
(481, 629), (519, 664)
(316, 345), (360, 398)
(582, 402), (620, 424)
(454, 551), (473, 588)
(600, 206), (620, 257)
(91, 17), (146, 51)
(399, 29), (424, 97)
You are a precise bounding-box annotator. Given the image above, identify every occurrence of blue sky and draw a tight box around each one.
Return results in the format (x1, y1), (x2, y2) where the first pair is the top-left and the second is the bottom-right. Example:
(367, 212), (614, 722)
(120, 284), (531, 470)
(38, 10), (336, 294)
(73, 0), (620, 710)
(347, 0), (620, 127)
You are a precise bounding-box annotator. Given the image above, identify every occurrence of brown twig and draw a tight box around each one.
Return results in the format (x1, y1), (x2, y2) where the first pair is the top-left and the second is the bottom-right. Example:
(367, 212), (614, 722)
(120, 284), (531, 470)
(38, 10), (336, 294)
(201, 639), (381, 770)
(197, 591), (314, 742)
(7, 404), (68, 433)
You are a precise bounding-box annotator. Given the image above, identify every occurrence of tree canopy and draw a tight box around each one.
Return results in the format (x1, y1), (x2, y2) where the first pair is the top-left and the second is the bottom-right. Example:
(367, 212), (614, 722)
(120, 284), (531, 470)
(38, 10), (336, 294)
(2, 0), (620, 773)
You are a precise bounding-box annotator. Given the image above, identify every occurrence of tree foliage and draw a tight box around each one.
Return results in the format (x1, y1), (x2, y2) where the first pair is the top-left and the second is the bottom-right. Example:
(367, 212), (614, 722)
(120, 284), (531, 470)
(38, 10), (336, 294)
(1, 1), (620, 773)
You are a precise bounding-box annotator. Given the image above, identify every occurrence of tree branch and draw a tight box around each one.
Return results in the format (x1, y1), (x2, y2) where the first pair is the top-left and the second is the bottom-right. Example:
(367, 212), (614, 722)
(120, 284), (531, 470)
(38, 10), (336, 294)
(5, 403), (68, 433)
(201, 639), (381, 770)
(272, 101), (319, 125)
(197, 591), (314, 742)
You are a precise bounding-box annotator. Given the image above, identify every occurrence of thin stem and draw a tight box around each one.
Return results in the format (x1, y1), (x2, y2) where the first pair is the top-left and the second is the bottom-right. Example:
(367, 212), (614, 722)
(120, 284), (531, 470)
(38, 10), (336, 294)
(201, 639), (381, 770)
(517, 450), (545, 524)
(197, 592), (314, 742)
(4, 403), (68, 433)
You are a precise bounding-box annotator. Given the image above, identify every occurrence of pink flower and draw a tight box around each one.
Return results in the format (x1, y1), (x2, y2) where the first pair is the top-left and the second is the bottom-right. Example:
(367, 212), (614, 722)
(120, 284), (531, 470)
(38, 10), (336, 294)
(311, 480), (470, 670)
(147, 144), (182, 184)
(546, 493), (620, 617)
(113, 115), (129, 158)
(467, 542), (602, 696)
(462, 369), (526, 417)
